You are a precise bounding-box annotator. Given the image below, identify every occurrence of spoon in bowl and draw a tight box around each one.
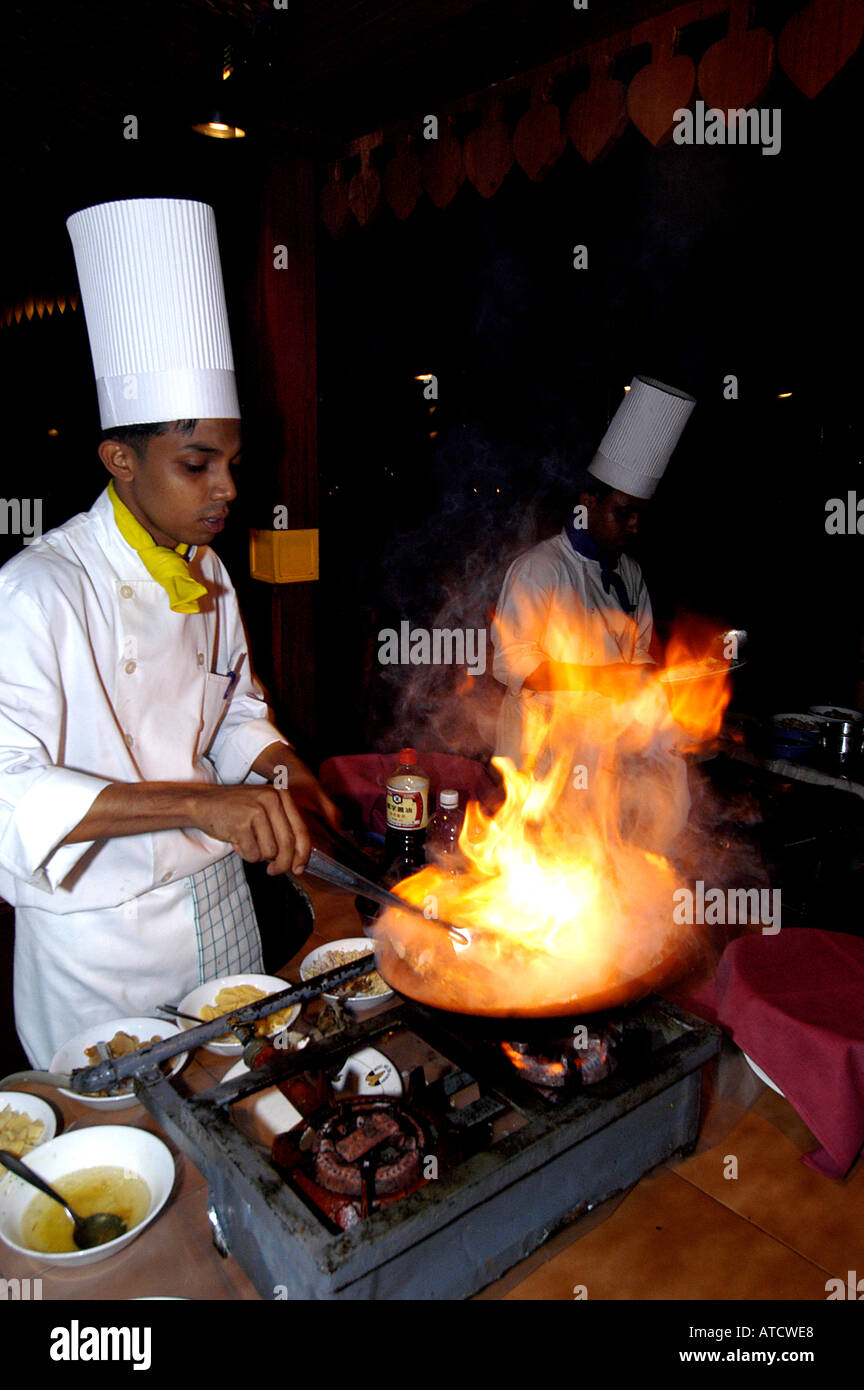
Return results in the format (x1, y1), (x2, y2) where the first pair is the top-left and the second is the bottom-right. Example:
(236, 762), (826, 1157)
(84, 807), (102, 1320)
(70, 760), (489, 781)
(0, 1149), (127, 1249)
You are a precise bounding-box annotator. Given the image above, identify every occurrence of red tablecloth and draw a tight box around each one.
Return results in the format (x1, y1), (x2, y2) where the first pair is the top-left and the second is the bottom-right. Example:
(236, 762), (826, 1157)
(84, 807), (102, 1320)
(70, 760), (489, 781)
(684, 929), (864, 1179)
(319, 752), (501, 838)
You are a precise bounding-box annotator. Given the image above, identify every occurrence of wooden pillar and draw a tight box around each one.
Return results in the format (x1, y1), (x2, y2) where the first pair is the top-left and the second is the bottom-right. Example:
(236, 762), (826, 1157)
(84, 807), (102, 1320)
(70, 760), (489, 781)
(243, 142), (320, 751)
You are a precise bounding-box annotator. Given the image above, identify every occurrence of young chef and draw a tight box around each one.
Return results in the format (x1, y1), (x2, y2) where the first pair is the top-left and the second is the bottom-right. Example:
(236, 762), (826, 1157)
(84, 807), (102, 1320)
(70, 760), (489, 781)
(0, 198), (337, 1067)
(492, 376), (696, 773)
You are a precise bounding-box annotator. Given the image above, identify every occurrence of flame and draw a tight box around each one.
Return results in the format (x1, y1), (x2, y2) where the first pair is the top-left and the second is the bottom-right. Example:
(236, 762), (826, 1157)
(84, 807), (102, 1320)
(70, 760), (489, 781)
(373, 610), (732, 1017)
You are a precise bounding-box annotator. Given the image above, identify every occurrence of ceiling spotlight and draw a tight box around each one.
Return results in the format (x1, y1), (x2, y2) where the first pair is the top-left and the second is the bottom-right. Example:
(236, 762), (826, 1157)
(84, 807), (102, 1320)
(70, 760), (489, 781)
(192, 44), (247, 139)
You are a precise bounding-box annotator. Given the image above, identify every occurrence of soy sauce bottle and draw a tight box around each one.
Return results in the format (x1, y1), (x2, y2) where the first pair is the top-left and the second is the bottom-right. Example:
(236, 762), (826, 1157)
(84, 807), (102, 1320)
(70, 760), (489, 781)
(384, 748), (430, 883)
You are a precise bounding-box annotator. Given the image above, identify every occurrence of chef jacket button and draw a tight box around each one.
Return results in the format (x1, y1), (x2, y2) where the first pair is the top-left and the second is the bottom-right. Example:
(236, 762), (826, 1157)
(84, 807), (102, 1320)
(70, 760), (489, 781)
(197, 653), (205, 666)
(161, 872), (171, 884)
(125, 732), (134, 747)
(125, 660), (137, 674)
(120, 585), (134, 598)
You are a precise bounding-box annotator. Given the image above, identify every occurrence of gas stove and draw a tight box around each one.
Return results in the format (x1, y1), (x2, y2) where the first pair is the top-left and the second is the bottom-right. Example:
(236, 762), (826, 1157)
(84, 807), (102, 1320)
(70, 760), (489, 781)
(131, 988), (719, 1300)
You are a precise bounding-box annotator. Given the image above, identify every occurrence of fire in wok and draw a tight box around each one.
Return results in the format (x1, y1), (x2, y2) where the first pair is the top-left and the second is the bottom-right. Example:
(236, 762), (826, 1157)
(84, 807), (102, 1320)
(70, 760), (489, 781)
(373, 614), (732, 1017)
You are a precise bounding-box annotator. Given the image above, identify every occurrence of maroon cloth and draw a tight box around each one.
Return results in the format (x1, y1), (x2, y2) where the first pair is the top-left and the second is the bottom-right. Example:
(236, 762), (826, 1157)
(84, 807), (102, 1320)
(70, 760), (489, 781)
(682, 930), (864, 1179)
(319, 752), (501, 838)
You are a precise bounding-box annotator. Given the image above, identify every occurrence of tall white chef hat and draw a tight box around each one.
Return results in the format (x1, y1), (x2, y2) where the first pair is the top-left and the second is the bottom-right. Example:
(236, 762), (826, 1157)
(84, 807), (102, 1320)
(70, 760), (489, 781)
(587, 375), (695, 500)
(66, 198), (239, 429)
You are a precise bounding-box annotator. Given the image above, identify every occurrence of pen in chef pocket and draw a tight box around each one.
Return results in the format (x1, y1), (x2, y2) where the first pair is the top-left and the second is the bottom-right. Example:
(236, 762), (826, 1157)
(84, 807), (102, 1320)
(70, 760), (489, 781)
(223, 652), (246, 698)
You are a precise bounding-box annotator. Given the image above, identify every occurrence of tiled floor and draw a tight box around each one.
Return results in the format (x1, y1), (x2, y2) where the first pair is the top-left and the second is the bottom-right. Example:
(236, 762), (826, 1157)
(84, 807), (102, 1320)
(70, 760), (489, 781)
(2, 878), (861, 1301)
(479, 1084), (863, 1300)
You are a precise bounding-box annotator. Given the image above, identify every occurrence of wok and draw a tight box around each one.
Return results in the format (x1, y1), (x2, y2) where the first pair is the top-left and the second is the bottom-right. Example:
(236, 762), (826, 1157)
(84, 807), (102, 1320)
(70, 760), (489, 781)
(372, 918), (688, 1021)
(303, 843), (689, 1024)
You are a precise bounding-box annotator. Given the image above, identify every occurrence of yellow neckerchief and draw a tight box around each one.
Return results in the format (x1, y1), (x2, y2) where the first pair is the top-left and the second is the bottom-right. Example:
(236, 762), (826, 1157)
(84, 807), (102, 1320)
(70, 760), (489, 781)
(107, 481), (208, 614)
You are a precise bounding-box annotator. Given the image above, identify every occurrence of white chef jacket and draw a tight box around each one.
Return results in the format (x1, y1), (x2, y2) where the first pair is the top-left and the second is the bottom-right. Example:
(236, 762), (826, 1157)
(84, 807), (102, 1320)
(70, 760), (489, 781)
(492, 529), (654, 767)
(0, 488), (285, 1066)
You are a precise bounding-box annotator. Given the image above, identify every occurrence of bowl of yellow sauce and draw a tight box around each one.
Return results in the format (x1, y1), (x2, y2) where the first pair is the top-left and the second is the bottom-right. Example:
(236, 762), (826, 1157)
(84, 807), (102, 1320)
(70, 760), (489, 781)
(0, 1126), (175, 1265)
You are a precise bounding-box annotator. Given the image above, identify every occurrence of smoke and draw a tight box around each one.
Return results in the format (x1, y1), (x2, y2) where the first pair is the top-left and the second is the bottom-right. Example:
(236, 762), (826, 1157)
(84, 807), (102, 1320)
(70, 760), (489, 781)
(372, 431), (582, 759)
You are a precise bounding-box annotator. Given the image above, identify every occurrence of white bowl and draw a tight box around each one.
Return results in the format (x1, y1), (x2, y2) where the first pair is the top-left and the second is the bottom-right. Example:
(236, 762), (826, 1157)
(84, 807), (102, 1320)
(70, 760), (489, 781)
(177, 975), (301, 1056)
(809, 705), (863, 722)
(742, 1052), (785, 1096)
(0, 1124), (175, 1266)
(51, 1018), (189, 1112)
(0, 1092), (58, 1172)
(332, 1047), (403, 1098)
(300, 938), (394, 1012)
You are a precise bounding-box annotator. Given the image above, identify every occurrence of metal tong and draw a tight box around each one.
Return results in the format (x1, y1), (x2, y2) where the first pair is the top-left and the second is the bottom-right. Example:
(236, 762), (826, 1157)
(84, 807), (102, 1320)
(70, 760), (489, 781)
(0, 957), (376, 1097)
(304, 847), (470, 945)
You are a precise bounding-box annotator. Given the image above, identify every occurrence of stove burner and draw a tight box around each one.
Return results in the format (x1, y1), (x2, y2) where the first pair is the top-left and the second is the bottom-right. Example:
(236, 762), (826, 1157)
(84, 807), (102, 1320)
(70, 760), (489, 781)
(272, 1095), (434, 1231)
(501, 1023), (619, 1090)
(314, 1100), (425, 1198)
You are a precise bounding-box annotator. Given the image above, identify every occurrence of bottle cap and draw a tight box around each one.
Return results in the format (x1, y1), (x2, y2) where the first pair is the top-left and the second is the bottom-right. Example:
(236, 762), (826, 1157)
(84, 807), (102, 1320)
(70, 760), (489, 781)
(398, 748), (417, 764)
(439, 788), (459, 808)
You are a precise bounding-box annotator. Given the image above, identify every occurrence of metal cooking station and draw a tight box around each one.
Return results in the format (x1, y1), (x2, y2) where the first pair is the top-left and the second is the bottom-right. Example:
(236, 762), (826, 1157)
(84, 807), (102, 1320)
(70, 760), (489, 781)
(0, 883), (721, 1300)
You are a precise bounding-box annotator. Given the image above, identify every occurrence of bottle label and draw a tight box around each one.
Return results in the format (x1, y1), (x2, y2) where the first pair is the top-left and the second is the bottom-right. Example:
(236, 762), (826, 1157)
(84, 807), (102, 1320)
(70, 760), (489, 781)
(386, 786), (428, 829)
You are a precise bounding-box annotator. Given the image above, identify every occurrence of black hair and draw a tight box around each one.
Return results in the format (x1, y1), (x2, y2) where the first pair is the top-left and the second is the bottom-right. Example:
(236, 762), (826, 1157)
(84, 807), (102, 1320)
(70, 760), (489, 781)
(573, 468), (614, 502)
(98, 420), (198, 455)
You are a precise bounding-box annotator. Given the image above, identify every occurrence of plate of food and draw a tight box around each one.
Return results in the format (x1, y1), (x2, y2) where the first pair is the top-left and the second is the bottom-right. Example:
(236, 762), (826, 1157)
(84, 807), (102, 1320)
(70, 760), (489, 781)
(0, 1093), (57, 1176)
(51, 1019), (189, 1112)
(299, 939), (394, 1012)
(177, 975), (301, 1056)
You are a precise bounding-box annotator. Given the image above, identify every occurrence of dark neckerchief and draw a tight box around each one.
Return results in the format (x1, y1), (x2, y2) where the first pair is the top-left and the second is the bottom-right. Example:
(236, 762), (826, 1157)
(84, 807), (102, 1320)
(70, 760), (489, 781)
(563, 513), (636, 615)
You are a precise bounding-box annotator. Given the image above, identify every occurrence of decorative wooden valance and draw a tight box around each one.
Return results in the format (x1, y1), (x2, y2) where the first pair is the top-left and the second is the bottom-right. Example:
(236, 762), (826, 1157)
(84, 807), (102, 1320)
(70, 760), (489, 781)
(320, 0), (864, 235)
(0, 291), (78, 331)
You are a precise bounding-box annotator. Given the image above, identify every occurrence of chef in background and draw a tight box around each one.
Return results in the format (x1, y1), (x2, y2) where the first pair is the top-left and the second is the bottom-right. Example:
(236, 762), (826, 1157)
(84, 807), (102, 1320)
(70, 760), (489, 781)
(492, 377), (695, 832)
(0, 198), (336, 1067)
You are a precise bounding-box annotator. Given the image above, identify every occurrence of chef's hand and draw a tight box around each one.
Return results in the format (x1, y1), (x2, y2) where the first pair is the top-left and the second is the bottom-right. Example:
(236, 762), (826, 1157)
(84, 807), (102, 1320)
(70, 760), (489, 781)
(187, 783), (311, 876)
(251, 742), (343, 837)
(590, 662), (660, 698)
(526, 659), (660, 697)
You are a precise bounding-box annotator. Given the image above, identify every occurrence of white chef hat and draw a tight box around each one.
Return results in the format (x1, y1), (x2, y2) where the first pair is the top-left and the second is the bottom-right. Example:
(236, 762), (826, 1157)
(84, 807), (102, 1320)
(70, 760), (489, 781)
(67, 198), (239, 429)
(587, 375), (695, 500)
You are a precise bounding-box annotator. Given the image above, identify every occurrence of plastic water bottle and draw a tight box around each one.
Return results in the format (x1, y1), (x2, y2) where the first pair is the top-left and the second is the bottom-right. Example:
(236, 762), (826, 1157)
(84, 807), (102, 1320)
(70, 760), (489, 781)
(426, 789), (464, 869)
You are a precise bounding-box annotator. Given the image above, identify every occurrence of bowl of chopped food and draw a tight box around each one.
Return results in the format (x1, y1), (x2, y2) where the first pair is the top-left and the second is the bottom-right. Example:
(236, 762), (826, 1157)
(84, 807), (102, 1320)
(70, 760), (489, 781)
(0, 1124), (175, 1266)
(0, 1093), (57, 1177)
(299, 938), (394, 1012)
(177, 975), (301, 1056)
(51, 1019), (189, 1112)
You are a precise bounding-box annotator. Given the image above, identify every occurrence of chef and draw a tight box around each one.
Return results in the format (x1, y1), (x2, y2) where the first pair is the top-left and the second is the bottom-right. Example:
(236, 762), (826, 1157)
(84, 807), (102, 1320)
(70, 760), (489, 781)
(0, 198), (337, 1067)
(492, 376), (696, 787)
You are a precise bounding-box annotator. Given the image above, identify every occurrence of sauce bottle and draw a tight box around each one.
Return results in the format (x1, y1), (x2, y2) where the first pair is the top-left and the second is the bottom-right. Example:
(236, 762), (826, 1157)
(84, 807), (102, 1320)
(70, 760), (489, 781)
(384, 748), (430, 881)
